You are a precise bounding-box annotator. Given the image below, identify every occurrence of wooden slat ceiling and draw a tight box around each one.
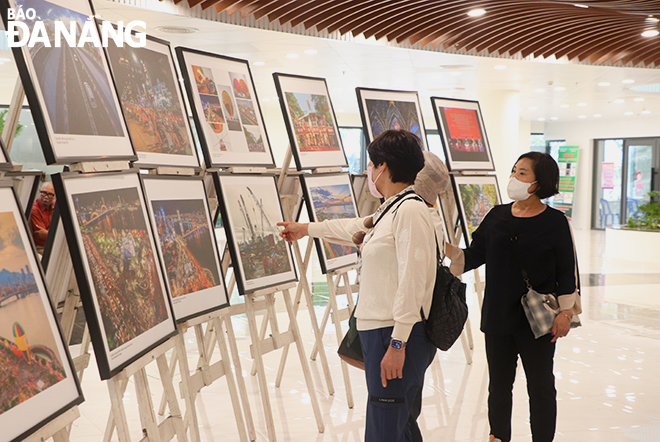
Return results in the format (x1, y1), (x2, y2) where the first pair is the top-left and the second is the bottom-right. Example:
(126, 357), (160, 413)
(173, 0), (660, 68)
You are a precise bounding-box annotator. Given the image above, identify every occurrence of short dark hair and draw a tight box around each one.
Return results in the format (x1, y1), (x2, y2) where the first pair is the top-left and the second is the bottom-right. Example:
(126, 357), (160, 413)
(515, 152), (559, 199)
(367, 130), (425, 184)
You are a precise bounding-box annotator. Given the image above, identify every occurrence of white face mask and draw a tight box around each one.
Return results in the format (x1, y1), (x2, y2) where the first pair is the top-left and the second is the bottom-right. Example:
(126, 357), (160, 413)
(507, 176), (537, 201)
(367, 164), (384, 199)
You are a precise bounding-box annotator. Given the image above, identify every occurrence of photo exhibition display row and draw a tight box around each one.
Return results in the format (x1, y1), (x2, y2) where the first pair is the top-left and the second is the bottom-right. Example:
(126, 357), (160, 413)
(0, 0), (504, 438)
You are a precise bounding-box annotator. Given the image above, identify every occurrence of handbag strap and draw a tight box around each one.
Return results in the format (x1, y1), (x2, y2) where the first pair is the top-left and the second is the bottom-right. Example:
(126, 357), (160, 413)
(507, 204), (532, 290)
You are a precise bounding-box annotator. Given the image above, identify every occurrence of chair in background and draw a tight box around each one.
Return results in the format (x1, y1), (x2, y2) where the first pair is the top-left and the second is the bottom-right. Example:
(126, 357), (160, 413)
(600, 198), (620, 227)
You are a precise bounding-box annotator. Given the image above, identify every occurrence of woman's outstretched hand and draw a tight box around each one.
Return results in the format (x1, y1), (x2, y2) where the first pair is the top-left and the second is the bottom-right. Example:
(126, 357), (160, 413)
(277, 222), (309, 242)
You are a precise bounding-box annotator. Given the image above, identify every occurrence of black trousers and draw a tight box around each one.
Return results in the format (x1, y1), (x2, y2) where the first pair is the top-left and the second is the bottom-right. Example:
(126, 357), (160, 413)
(485, 323), (557, 442)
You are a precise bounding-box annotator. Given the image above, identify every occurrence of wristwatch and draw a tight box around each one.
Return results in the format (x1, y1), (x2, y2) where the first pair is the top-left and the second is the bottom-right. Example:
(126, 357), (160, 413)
(390, 339), (405, 350)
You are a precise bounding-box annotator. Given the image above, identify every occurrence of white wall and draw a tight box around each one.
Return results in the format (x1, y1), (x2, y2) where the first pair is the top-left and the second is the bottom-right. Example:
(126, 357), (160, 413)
(545, 115), (660, 230)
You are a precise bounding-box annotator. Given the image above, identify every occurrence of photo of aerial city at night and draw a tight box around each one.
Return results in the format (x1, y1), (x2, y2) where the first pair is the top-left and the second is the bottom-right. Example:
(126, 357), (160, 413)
(308, 184), (358, 259)
(72, 188), (169, 351)
(0, 212), (67, 414)
(18, 0), (125, 137)
(151, 199), (221, 298)
(106, 43), (194, 156)
(223, 182), (292, 281)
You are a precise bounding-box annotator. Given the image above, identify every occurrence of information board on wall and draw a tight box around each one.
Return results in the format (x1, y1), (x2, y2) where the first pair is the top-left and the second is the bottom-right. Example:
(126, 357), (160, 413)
(552, 146), (579, 219)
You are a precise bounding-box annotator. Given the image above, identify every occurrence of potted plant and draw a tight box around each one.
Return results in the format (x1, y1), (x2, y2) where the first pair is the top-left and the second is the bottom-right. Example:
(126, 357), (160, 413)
(627, 191), (660, 231)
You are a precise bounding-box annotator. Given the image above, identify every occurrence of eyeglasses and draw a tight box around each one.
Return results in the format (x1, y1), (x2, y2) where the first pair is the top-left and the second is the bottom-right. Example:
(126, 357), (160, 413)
(40, 191), (56, 198)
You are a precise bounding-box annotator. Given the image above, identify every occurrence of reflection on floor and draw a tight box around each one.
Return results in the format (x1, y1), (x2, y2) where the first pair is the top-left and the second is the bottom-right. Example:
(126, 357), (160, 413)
(67, 230), (660, 442)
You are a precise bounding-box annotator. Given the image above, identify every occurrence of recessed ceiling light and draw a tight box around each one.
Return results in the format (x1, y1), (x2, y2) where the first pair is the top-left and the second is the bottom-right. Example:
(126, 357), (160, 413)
(613, 99), (625, 103)
(535, 88), (546, 93)
(593, 114), (602, 118)
(450, 71), (463, 77)
(467, 9), (486, 17)
(560, 104), (570, 108)
(537, 118), (546, 121)
(0, 62), (4, 65)
(438, 64), (473, 70)
(578, 115), (587, 119)
(577, 102), (587, 107)
(622, 79), (635, 84)
(494, 65), (507, 70)
(598, 82), (611, 87)
(529, 106), (538, 111)
(262, 98), (271, 102)
(156, 26), (199, 34)
(272, 97), (279, 100)
(574, 4), (588, 8)
(641, 110), (652, 114)
(550, 117), (559, 121)
(624, 111), (634, 115)
(554, 86), (566, 91)
(647, 17), (660, 23)
(304, 49), (318, 55)
(634, 97), (645, 102)
(0, 58), (10, 62)
(286, 53), (300, 59)
(253, 61), (266, 66)
(642, 30), (660, 37)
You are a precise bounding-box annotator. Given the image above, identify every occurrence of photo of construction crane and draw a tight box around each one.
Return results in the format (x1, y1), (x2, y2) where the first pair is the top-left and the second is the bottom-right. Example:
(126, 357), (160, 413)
(218, 176), (293, 284)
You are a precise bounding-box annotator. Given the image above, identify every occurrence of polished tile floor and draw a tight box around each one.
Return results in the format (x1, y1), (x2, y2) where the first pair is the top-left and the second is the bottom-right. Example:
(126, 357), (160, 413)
(67, 230), (660, 442)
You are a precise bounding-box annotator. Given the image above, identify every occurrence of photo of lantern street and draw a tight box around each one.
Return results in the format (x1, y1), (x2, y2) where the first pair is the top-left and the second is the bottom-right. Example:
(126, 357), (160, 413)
(72, 188), (169, 351)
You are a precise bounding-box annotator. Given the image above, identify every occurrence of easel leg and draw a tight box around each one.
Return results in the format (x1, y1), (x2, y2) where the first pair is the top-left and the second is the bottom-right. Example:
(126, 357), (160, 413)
(250, 308), (271, 376)
(224, 312), (257, 441)
(276, 238), (335, 395)
(106, 378), (131, 442)
(174, 332), (200, 442)
(134, 368), (162, 442)
(245, 293), (278, 442)
(326, 273), (354, 409)
(158, 347), (179, 416)
(155, 353), (187, 442)
(310, 295), (333, 361)
(282, 288), (325, 433)
(214, 317), (249, 442)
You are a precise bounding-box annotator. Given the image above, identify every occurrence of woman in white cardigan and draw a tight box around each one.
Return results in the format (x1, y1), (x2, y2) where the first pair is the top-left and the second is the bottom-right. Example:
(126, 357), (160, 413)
(278, 131), (448, 442)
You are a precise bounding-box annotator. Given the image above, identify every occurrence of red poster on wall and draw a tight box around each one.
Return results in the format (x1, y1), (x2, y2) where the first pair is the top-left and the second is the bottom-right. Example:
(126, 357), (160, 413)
(443, 107), (484, 143)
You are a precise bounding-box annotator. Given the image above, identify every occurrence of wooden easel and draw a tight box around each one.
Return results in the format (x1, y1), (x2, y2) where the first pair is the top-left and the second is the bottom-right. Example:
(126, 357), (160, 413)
(103, 337), (188, 442)
(138, 166), (252, 442)
(308, 265), (358, 408)
(24, 407), (81, 442)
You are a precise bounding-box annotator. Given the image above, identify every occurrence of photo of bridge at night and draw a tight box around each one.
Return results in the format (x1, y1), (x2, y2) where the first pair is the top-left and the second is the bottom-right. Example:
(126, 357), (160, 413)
(72, 188), (169, 351)
(0, 212), (67, 414)
(151, 199), (221, 298)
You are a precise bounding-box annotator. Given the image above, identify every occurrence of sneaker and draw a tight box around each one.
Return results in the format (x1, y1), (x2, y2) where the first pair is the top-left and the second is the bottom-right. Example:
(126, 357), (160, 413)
(488, 436), (502, 442)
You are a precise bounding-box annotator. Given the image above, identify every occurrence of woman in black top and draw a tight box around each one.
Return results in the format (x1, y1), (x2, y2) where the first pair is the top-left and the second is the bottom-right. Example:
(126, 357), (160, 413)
(447, 152), (580, 442)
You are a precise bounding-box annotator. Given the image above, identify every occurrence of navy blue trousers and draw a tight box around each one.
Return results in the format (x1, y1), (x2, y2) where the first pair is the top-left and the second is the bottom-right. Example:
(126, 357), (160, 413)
(485, 323), (557, 442)
(359, 322), (436, 442)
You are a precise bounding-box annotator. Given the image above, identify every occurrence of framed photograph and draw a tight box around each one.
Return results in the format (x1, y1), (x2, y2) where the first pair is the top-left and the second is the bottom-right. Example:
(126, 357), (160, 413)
(431, 97), (495, 171)
(301, 173), (358, 273)
(52, 171), (177, 379)
(452, 175), (501, 245)
(213, 174), (297, 294)
(0, 0), (135, 165)
(3, 170), (43, 219)
(273, 73), (348, 170)
(176, 48), (275, 168)
(356, 87), (427, 149)
(0, 137), (12, 171)
(142, 176), (229, 322)
(104, 32), (200, 169)
(0, 183), (83, 442)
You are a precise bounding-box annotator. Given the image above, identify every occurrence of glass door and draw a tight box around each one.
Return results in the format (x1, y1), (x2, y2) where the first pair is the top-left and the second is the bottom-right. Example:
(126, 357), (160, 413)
(622, 138), (660, 224)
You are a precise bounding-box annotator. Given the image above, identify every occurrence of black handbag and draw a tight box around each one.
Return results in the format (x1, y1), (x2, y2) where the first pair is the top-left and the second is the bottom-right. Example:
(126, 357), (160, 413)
(421, 233), (468, 351)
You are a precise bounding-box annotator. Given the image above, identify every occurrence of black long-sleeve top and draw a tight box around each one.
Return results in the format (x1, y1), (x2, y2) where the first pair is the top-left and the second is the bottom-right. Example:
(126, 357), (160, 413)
(463, 203), (577, 335)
